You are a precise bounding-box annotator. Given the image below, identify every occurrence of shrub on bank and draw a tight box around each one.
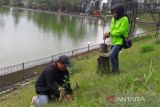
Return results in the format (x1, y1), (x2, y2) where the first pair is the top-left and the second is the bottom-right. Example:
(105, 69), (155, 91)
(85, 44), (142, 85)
(140, 45), (154, 53)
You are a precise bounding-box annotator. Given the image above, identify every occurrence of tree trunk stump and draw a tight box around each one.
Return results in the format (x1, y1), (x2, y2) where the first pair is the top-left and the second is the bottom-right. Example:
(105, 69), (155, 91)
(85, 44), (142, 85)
(97, 54), (110, 74)
(99, 43), (108, 53)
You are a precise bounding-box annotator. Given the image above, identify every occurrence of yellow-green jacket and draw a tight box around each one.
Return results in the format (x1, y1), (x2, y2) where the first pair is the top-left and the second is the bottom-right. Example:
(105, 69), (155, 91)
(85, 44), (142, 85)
(110, 16), (129, 45)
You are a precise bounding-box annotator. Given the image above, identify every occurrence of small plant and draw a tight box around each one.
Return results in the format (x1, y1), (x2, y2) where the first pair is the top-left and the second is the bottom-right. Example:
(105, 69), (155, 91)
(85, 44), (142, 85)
(154, 39), (160, 45)
(140, 45), (154, 53)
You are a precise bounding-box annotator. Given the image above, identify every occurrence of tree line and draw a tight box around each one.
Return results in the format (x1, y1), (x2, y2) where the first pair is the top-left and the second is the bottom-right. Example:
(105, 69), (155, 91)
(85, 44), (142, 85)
(1, 0), (157, 15)
(0, 0), (102, 15)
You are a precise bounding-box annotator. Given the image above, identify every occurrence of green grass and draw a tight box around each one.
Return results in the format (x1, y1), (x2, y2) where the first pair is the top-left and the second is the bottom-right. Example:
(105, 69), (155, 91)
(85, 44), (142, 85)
(136, 12), (158, 31)
(140, 45), (154, 53)
(154, 39), (160, 45)
(0, 35), (160, 107)
(138, 12), (159, 23)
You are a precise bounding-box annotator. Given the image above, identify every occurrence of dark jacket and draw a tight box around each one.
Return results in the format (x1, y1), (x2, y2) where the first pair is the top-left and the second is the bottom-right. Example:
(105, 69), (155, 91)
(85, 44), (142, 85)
(35, 63), (72, 99)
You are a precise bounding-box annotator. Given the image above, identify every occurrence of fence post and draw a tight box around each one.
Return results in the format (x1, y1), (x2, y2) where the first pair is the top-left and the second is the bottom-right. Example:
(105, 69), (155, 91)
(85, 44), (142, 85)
(72, 50), (74, 56)
(88, 42), (90, 52)
(8, 68), (12, 85)
(51, 56), (54, 62)
(22, 63), (24, 80)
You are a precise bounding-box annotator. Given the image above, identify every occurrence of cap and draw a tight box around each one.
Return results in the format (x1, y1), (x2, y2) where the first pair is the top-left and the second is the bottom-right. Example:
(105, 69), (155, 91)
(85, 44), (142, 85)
(58, 55), (70, 67)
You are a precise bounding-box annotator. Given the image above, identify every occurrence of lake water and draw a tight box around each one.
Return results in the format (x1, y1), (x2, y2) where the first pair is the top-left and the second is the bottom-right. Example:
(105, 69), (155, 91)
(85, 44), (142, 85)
(0, 7), (147, 68)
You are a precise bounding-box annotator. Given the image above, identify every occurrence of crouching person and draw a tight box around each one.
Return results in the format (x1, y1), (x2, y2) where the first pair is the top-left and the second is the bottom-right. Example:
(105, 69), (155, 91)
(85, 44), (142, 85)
(30, 55), (72, 107)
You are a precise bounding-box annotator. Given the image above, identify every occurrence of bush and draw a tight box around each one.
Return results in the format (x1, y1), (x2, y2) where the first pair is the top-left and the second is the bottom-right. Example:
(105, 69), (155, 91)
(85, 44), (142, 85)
(140, 45), (154, 53)
(154, 39), (160, 45)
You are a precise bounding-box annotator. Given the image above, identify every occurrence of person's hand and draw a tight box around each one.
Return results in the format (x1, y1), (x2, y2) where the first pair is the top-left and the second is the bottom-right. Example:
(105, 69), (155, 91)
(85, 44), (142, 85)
(65, 94), (73, 101)
(103, 32), (110, 40)
(59, 87), (65, 100)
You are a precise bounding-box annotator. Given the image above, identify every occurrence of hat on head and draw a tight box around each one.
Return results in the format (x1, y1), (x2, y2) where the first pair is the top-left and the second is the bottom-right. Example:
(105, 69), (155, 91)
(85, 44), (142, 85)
(58, 55), (70, 67)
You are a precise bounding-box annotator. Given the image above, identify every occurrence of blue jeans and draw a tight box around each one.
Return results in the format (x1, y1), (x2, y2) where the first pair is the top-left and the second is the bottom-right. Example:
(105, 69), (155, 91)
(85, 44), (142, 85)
(36, 95), (49, 106)
(109, 45), (123, 72)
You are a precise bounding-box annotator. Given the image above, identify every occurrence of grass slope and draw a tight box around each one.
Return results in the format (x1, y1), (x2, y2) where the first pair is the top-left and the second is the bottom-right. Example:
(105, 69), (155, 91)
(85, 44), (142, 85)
(0, 35), (160, 107)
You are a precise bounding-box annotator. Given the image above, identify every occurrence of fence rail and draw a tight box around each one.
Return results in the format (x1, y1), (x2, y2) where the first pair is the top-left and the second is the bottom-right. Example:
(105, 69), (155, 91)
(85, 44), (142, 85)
(0, 44), (99, 76)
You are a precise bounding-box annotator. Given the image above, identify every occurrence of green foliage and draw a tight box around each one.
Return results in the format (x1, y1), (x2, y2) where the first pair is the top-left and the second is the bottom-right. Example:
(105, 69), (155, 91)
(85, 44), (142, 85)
(0, 0), (93, 13)
(154, 39), (160, 45)
(140, 45), (154, 53)
(0, 0), (10, 5)
(133, 35), (152, 42)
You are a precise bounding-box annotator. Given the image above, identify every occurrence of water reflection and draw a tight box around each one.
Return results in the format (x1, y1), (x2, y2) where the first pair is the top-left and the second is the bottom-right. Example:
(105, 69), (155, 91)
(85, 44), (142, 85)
(31, 12), (92, 41)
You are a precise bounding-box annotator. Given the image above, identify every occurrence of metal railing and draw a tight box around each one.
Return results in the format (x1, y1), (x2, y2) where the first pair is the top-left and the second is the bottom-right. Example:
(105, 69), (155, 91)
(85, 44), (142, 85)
(0, 44), (99, 76)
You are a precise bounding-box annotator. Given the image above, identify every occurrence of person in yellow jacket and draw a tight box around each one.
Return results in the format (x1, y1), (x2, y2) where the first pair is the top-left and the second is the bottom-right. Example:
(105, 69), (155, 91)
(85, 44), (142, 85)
(103, 4), (129, 73)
